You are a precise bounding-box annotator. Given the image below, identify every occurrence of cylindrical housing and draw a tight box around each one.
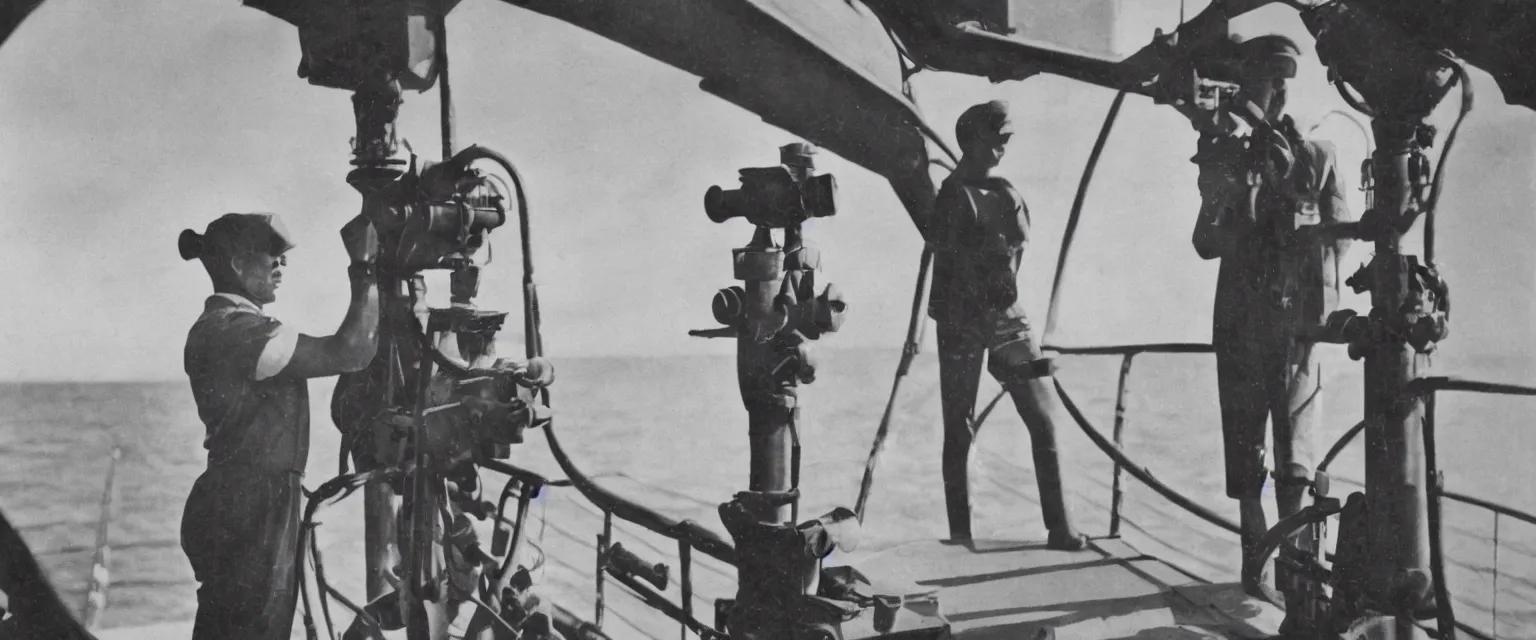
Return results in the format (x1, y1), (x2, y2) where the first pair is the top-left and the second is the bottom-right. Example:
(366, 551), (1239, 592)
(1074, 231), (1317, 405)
(1361, 118), (1431, 614)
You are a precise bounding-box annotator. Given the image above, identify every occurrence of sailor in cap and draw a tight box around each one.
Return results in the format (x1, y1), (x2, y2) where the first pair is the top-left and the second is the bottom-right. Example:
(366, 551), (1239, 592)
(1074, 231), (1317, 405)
(927, 100), (1087, 550)
(177, 212), (380, 639)
(1189, 34), (1354, 600)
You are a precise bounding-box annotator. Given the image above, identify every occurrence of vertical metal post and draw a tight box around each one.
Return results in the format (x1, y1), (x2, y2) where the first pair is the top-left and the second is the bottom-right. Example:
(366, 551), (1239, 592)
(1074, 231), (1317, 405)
(1109, 353), (1135, 538)
(81, 447), (120, 629)
(679, 542), (693, 640)
(1423, 392), (1456, 638)
(737, 227), (794, 524)
(790, 408), (802, 525)
(348, 79), (407, 603)
(596, 510), (612, 628)
(1362, 119), (1432, 616)
(1301, 9), (1453, 627)
(435, 0), (453, 160)
(1492, 514), (1501, 638)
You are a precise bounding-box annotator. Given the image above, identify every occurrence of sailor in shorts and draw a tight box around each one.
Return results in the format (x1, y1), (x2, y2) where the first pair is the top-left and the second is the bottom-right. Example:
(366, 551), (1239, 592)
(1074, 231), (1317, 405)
(928, 101), (1087, 550)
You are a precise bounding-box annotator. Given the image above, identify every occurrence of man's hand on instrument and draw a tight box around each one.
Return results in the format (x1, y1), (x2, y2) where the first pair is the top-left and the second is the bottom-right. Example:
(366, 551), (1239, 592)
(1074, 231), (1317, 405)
(1195, 138), (1247, 198)
(341, 215), (379, 266)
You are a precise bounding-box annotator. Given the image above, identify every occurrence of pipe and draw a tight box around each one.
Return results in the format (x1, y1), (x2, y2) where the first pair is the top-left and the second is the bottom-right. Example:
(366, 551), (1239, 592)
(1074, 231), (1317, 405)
(1318, 420), (1368, 474)
(541, 423), (736, 565)
(854, 247), (932, 521)
(1425, 59), (1474, 265)
(1109, 355), (1135, 538)
(1423, 393), (1458, 638)
(1053, 377), (1242, 535)
(1044, 91), (1127, 341)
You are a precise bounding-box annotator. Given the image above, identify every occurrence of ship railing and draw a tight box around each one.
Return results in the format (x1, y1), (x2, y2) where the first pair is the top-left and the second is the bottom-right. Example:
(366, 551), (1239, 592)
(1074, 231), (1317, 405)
(1411, 376), (1535, 640)
(1020, 343), (1536, 640)
(1038, 342), (1245, 537)
(533, 422), (737, 639)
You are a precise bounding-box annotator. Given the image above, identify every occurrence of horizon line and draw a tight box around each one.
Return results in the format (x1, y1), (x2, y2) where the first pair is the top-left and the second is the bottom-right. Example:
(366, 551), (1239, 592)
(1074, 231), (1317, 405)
(4, 344), (1531, 385)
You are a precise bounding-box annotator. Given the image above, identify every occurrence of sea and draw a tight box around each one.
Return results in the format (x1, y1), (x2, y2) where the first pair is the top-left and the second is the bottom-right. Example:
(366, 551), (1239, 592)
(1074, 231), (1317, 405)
(3, 347), (1534, 639)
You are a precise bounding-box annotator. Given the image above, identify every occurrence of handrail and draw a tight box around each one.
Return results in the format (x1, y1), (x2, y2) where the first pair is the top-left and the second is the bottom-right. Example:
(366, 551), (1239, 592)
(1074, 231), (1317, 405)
(541, 422), (736, 566)
(1052, 376), (1244, 536)
(479, 458), (575, 489)
(1441, 490), (1536, 528)
(1043, 343), (1215, 356)
(1409, 376), (1536, 397)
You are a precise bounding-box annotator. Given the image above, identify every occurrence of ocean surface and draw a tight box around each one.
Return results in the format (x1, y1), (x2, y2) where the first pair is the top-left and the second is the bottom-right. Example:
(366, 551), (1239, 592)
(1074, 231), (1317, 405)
(4, 347), (1534, 639)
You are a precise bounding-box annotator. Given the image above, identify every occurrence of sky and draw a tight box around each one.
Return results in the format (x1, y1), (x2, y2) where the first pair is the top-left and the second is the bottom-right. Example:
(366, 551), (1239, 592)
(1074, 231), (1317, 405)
(0, 0), (1533, 381)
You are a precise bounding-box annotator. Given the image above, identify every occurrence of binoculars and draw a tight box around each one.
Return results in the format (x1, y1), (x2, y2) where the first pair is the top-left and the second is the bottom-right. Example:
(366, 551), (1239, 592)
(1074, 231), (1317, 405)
(366, 146), (511, 274)
(704, 143), (838, 228)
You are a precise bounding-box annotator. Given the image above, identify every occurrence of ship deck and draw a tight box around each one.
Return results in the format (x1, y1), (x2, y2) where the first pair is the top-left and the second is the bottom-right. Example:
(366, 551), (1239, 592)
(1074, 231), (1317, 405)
(842, 536), (1283, 639)
(92, 536), (1281, 640)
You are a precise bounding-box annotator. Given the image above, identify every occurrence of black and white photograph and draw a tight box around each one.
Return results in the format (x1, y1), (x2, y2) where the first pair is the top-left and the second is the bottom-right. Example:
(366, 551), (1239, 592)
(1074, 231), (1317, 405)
(1, 1), (1533, 638)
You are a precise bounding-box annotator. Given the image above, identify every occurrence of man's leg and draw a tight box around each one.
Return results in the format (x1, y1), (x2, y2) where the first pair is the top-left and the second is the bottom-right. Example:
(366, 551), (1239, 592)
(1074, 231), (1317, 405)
(985, 312), (1085, 551)
(1272, 339), (1322, 603)
(183, 470), (303, 640)
(937, 323), (986, 541)
(1216, 339), (1274, 596)
(1273, 340), (1320, 518)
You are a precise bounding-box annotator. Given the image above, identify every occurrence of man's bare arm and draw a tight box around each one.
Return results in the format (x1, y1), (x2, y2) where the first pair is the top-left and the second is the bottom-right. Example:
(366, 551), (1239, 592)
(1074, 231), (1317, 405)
(278, 215), (382, 379)
(281, 267), (380, 379)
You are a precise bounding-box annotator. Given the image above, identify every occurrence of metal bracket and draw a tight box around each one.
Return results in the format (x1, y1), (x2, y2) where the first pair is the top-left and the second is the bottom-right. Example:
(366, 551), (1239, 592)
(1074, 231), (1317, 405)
(1314, 255), (1450, 357)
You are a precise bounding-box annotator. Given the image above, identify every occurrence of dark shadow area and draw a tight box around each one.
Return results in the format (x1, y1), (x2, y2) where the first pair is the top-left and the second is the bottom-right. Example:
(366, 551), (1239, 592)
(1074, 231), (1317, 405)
(0, 508), (97, 640)
(917, 558), (1123, 588)
(1164, 582), (1274, 638)
(938, 539), (1064, 555)
(1108, 627), (1224, 639)
(951, 591), (1170, 624)
(954, 591), (1171, 638)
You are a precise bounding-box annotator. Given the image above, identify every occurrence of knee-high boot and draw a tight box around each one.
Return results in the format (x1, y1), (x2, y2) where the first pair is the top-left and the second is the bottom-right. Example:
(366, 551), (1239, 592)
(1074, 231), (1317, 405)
(939, 348), (985, 541)
(1007, 378), (1084, 550)
(942, 427), (975, 541)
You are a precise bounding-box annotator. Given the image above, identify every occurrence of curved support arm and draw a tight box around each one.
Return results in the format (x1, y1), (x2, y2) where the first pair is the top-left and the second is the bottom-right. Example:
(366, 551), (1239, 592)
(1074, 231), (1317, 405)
(1318, 419), (1367, 474)
(1053, 378), (1242, 535)
(541, 423), (737, 566)
(1240, 499), (1345, 607)
(1045, 91), (1126, 341)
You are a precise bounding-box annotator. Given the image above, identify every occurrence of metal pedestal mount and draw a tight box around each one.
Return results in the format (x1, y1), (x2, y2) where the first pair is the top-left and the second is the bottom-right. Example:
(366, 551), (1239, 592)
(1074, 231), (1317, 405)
(692, 143), (950, 640)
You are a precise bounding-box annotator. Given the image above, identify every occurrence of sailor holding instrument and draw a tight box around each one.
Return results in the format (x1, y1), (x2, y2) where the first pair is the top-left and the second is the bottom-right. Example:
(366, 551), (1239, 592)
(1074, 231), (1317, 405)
(177, 212), (380, 639)
(1186, 35), (1354, 599)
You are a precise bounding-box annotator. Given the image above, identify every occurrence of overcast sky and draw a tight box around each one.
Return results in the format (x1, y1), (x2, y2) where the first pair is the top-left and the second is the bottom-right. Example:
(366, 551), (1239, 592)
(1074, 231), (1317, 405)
(1, 0), (1532, 381)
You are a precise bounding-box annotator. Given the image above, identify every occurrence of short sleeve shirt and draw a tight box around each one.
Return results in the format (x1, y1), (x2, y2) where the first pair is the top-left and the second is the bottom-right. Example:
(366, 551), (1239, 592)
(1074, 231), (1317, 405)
(927, 174), (1030, 325)
(183, 294), (310, 476)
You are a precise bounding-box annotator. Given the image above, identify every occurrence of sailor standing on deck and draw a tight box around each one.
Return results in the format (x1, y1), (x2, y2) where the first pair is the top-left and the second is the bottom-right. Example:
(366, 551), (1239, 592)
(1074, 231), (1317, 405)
(177, 212), (380, 639)
(1187, 35), (1353, 597)
(927, 101), (1087, 550)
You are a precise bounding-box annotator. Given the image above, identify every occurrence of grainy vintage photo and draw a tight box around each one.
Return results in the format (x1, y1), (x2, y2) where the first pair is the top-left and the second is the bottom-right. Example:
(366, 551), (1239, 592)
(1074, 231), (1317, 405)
(1, 1), (1533, 639)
